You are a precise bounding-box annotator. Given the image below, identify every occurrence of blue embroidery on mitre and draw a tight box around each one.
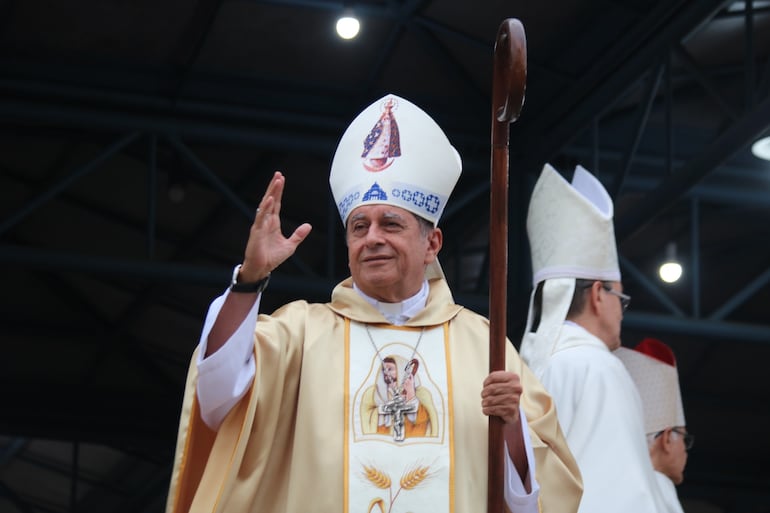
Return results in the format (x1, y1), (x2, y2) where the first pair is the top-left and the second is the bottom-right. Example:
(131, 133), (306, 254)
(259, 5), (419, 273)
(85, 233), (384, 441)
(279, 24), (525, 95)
(338, 182), (445, 223)
(338, 190), (361, 221)
(391, 185), (442, 217)
(362, 182), (388, 202)
(361, 98), (401, 172)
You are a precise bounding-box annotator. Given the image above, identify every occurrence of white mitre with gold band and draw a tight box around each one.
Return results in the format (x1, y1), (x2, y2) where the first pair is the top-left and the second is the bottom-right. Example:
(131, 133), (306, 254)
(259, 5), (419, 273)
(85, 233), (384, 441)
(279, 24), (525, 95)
(615, 338), (686, 434)
(329, 94), (462, 280)
(520, 163), (621, 376)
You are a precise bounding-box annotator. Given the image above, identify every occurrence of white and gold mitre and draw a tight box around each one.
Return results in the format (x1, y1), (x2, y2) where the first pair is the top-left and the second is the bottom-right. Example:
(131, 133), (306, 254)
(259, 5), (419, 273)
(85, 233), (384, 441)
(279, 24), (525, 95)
(329, 94), (462, 226)
(615, 338), (686, 434)
(527, 163), (620, 286)
(519, 164), (620, 375)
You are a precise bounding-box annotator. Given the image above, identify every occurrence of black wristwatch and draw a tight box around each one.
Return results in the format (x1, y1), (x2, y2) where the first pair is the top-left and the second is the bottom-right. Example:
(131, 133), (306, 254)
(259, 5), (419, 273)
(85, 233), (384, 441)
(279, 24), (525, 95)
(230, 264), (270, 294)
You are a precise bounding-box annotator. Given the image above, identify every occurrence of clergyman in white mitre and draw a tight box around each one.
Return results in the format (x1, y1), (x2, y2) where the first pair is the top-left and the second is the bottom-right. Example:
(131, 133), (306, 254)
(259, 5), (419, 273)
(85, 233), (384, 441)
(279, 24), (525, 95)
(518, 163), (667, 513)
(164, 94), (583, 513)
(616, 338), (690, 513)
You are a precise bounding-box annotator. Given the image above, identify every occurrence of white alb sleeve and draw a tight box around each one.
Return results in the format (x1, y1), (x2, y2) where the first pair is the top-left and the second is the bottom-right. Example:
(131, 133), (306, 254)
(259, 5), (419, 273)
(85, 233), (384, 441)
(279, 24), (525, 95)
(195, 288), (261, 430)
(503, 406), (541, 513)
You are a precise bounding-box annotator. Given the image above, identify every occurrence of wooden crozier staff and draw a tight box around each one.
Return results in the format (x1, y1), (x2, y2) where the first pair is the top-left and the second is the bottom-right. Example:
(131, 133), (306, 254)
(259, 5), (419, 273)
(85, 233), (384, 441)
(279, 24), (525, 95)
(488, 18), (527, 513)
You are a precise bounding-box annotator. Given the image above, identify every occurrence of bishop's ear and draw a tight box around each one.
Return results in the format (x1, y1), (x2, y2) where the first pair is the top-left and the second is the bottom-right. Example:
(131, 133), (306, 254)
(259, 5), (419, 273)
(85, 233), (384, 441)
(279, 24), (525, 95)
(588, 280), (604, 313)
(425, 228), (443, 262)
(662, 428), (676, 452)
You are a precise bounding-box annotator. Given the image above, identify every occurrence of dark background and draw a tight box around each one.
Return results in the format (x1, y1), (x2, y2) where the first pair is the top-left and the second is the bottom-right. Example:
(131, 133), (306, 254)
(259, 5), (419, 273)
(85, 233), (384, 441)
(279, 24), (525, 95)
(1, 1), (769, 512)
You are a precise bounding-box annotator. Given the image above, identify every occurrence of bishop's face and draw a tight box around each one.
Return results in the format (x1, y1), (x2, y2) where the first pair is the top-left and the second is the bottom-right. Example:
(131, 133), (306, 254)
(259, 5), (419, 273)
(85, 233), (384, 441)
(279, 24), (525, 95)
(666, 427), (689, 485)
(346, 205), (441, 302)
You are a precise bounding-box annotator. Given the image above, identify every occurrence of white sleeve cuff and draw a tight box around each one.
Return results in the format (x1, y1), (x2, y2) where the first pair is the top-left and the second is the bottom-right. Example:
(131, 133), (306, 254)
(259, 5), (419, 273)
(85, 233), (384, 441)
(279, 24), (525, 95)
(195, 288), (261, 430)
(504, 406), (541, 513)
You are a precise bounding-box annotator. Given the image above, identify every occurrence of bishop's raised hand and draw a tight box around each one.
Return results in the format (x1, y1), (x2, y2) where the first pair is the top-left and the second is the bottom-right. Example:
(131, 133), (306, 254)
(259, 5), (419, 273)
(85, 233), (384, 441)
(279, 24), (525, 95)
(239, 171), (313, 282)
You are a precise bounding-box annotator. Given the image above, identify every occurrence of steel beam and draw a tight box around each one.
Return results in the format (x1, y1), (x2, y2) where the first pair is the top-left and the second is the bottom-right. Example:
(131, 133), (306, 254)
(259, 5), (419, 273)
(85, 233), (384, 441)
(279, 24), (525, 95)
(675, 43), (739, 121)
(0, 132), (142, 237)
(623, 310), (770, 345)
(709, 265), (770, 320)
(5, 245), (770, 344)
(518, 0), (729, 166)
(691, 198), (701, 317)
(166, 135), (254, 219)
(612, 63), (664, 198)
(0, 96), (340, 155)
(616, 92), (770, 240)
(620, 255), (685, 316)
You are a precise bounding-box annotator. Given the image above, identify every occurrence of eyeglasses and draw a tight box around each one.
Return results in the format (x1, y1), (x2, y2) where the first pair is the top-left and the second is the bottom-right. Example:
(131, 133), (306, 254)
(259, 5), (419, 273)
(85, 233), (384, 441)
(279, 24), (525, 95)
(602, 284), (631, 311)
(673, 428), (694, 450)
(654, 428), (694, 451)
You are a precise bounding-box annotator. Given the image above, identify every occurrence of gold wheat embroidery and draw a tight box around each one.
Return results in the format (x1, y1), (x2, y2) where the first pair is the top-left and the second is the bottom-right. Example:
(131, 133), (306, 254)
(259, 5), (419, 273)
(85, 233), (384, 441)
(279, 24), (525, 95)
(399, 464), (430, 489)
(361, 463), (434, 513)
(367, 498), (386, 513)
(363, 465), (392, 489)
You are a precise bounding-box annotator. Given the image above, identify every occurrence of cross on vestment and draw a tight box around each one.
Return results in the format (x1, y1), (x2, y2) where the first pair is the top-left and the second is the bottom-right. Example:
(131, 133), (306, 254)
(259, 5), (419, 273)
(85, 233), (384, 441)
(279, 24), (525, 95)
(379, 393), (418, 442)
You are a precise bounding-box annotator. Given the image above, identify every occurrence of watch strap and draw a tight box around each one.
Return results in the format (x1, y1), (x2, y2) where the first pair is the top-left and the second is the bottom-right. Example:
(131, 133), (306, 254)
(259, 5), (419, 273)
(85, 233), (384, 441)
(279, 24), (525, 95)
(230, 264), (271, 294)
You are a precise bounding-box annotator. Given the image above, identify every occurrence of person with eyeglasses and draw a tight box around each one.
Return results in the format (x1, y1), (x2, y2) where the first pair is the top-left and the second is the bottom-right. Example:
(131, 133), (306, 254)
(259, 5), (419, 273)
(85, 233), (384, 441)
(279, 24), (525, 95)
(519, 164), (668, 513)
(616, 338), (692, 513)
(164, 95), (583, 513)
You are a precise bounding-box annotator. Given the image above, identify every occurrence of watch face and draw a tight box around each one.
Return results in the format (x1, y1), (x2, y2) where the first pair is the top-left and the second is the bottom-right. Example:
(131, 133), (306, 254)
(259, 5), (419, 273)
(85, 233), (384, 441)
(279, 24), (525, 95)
(231, 264), (243, 287)
(231, 273), (270, 293)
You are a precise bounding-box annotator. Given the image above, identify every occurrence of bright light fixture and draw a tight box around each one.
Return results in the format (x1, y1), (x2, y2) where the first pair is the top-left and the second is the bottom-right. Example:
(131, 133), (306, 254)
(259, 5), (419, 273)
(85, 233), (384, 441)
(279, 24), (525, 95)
(658, 242), (682, 283)
(659, 262), (683, 283)
(751, 136), (770, 161)
(336, 16), (360, 40)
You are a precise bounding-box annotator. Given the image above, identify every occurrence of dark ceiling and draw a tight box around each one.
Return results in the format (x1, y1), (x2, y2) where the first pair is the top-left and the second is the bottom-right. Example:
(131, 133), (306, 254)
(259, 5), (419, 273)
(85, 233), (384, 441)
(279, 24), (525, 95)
(2, 1), (770, 512)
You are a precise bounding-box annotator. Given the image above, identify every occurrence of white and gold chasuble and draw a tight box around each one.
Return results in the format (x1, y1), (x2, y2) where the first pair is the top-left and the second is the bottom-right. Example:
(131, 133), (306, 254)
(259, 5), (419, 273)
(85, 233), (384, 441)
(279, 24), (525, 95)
(347, 321), (452, 513)
(165, 277), (582, 513)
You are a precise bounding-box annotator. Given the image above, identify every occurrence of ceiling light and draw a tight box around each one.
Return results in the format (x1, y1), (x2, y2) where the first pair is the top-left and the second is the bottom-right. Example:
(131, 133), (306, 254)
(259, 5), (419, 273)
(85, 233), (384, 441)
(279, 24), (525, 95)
(728, 1), (770, 12)
(658, 242), (682, 283)
(751, 136), (770, 161)
(659, 262), (682, 283)
(336, 16), (360, 40)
